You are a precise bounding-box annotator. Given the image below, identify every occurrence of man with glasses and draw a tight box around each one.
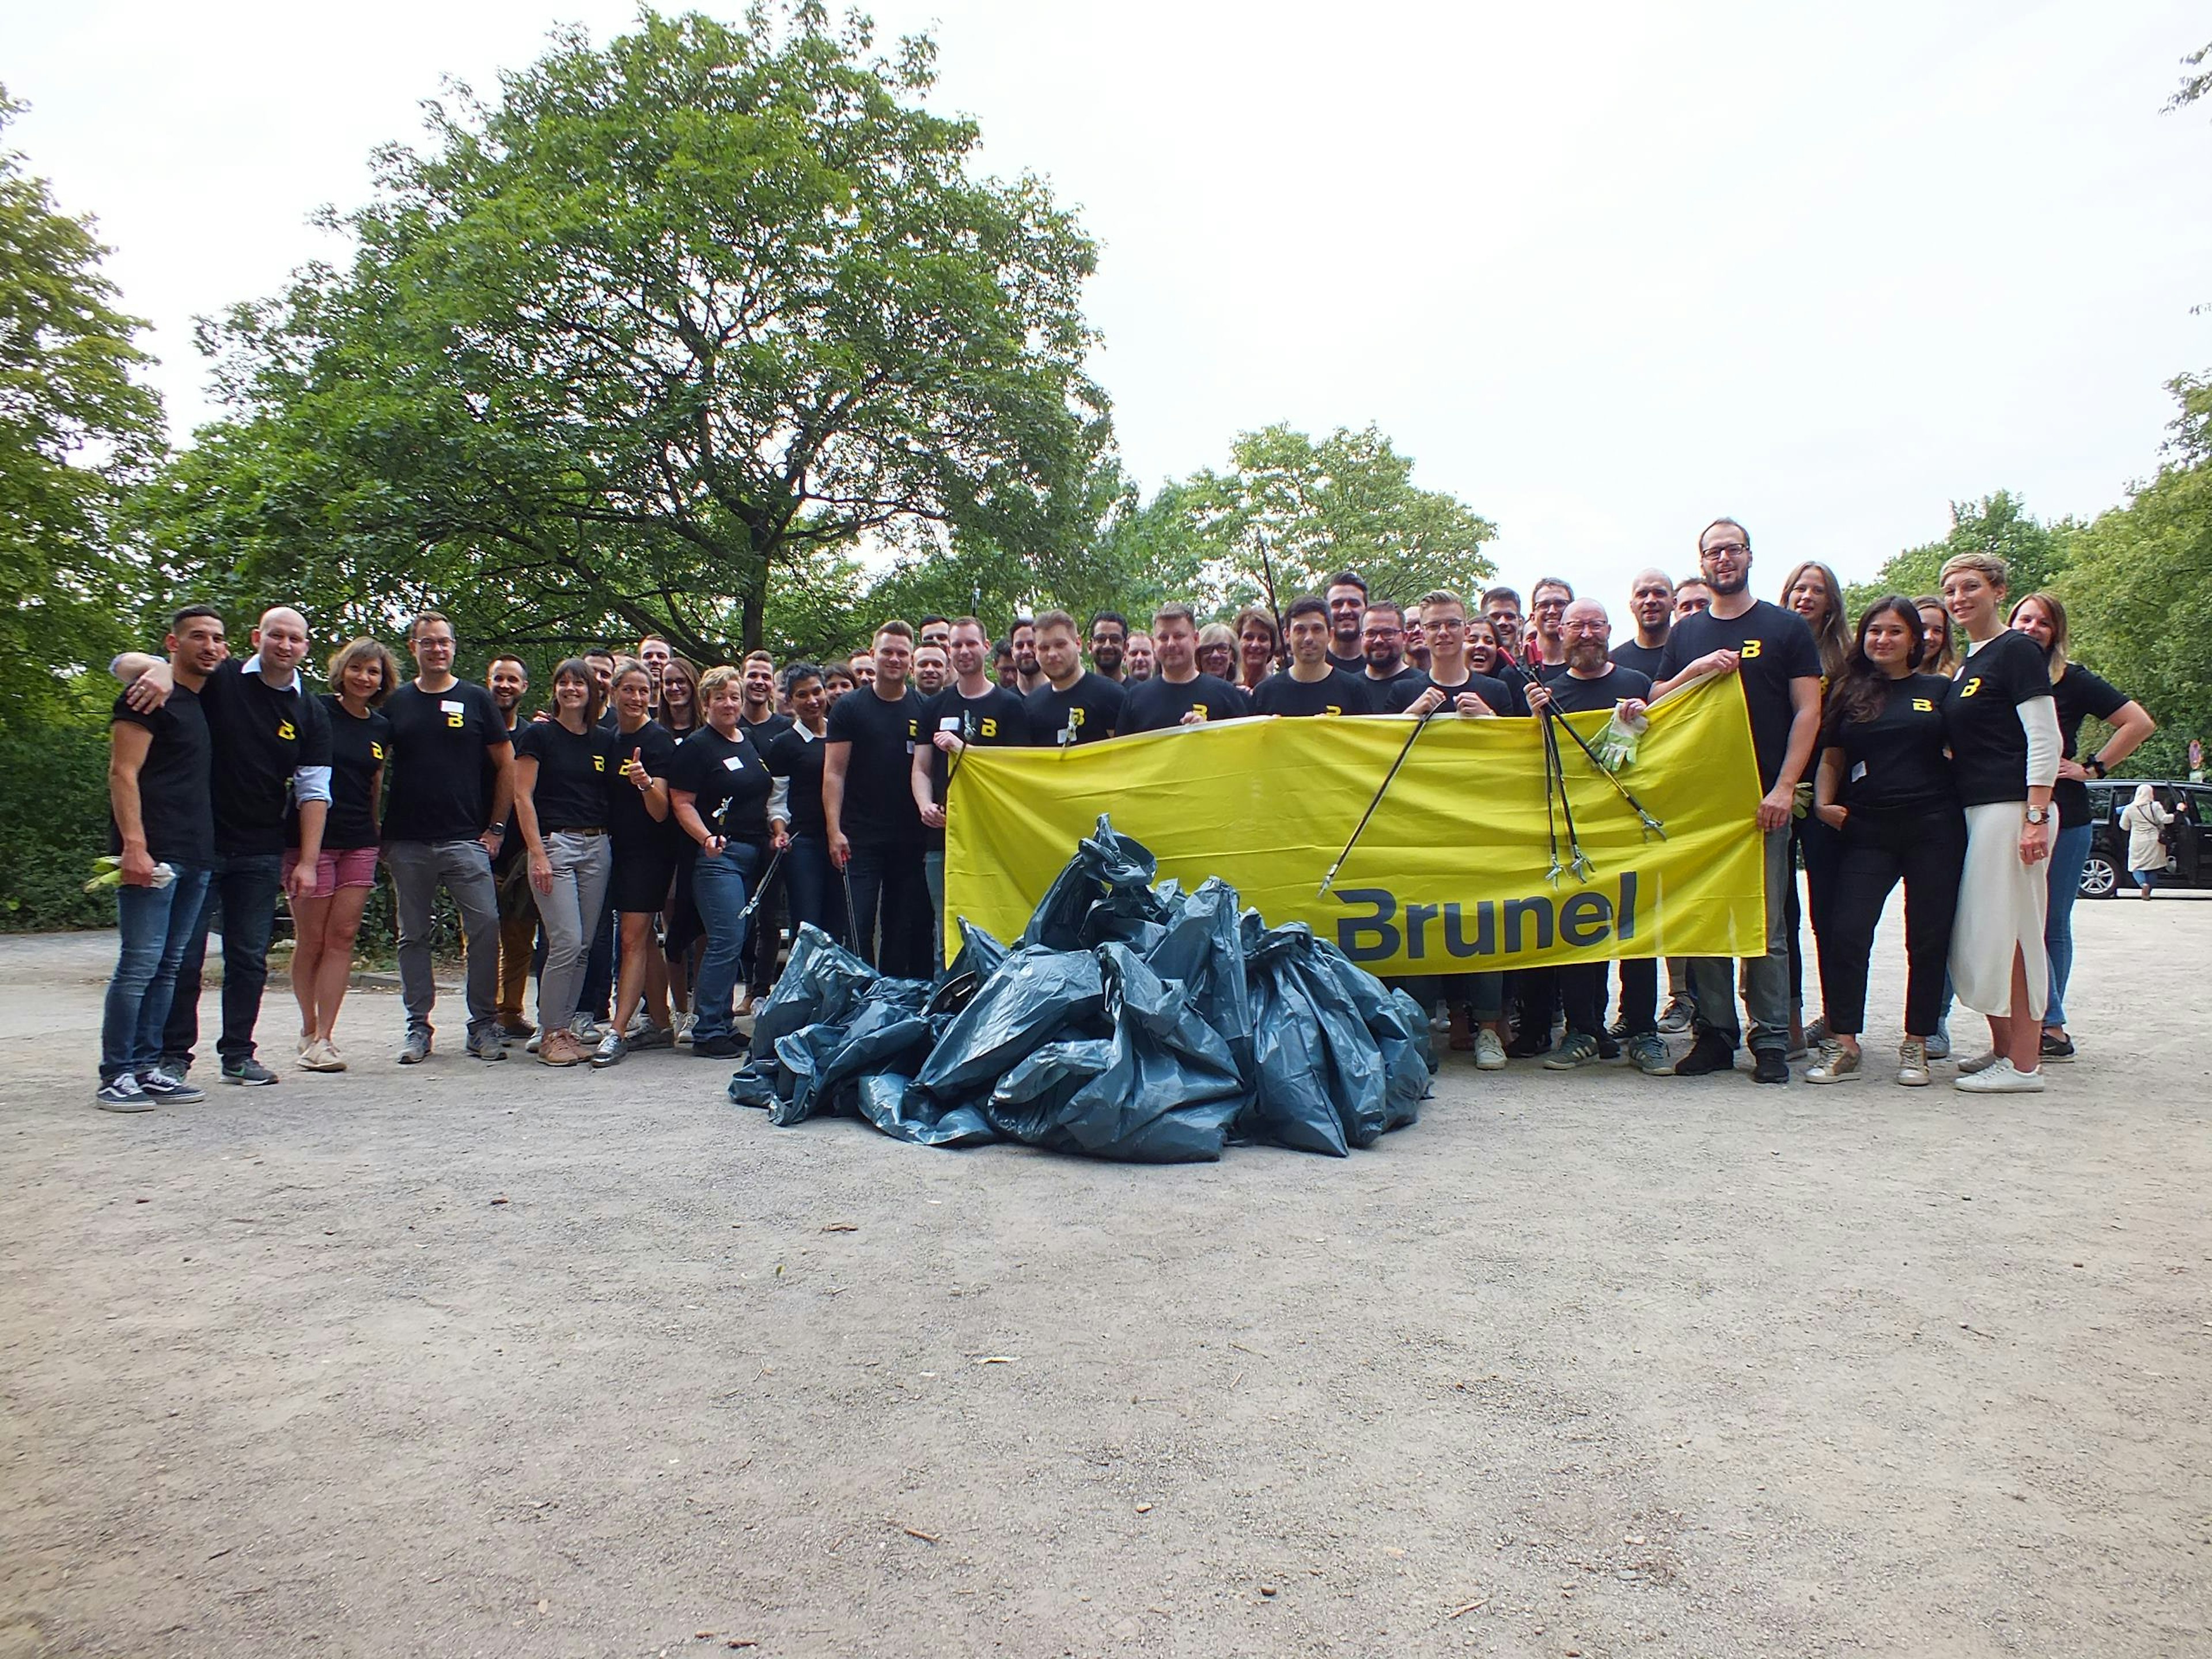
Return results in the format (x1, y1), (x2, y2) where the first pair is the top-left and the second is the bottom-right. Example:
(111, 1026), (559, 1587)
(1643, 520), (1824, 1084)
(1358, 600), (1429, 711)
(1087, 611), (1130, 683)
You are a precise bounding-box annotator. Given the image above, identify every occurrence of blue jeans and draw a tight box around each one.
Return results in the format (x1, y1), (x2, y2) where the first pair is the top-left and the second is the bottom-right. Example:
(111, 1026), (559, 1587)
(784, 834), (849, 949)
(162, 850), (285, 1070)
(2043, 821), (2094, 1029)
(101, 867), (213, 1082)
(689, 840), (760, 1044)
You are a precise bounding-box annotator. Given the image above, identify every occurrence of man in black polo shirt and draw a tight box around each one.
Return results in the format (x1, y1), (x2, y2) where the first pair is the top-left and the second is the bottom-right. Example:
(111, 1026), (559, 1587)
(1358, 600), (1428, 712)
(381, 612), (517, 1064)
(823, 621), (930, 977)
(1120, 605), (1251, 733)
(1647, 519), (1824, 1083)
(1324, 570), (1369, 673)
(1026, 609), (1125, 747)
(97, 607), (225, 1111)
(114, 604), (334, 1086)
(1255, 597), (1376, 715)
(913, 616), (1032, 964)
(1527, 600), (1660, 1071)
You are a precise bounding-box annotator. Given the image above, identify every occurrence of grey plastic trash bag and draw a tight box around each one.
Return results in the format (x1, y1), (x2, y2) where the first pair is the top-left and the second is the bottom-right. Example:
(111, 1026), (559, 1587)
(916, 945), (1104, 1097)
(851, 1074), (997, 1147)
(1020, 816), (1162, 952)
(1044, 944), (1247, 1163)
(752, 923), (879, 1054)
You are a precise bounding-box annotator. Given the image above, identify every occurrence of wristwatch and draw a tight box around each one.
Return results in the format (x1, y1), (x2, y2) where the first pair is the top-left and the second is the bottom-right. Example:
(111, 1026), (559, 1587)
(2024, 806), (2051, 824)
(2086, 757), (2109, 778)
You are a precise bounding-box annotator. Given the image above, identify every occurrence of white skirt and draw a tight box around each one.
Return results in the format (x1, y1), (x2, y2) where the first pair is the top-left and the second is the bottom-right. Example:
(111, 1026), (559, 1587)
(1949, 801), (2050, 1020)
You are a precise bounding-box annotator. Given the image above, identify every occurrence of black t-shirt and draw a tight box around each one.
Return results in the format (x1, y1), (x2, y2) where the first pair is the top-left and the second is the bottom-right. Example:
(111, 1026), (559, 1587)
(1252, 668), (1377, 717)
(1419, 668), (1525, 717)
(1944, 630), (2055, 808)
(920, 684), (1032, 850)
(825, 685), (925, 846)
(766, 724), (831, 838)
(1024, 672), (1126, 747)
(2052, 663), (2130, 830)
(743, 710), (794, 747)
(1119, 673), (1252, 734)
(382, 681), (512, 843)
(669, 724), (775, 845)
(196, 658), (334, 857)
(606, 719), (681, 853)
(1361, 664), (1427, 713)
(1819, 675), (1955, 813)
(1657, 600), (1823, 791)
(515, 718), (615, 832)
(300, 695), (391, 850)
(110, 687), (215, 868)
(1327, 649), (1365, 675)
(1611, 639), (1667, 681)
(1541, 665), (1653, 717)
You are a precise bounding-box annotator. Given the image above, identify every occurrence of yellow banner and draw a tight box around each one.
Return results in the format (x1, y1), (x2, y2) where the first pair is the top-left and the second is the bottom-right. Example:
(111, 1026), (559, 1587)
(943, 672), (1768, 974)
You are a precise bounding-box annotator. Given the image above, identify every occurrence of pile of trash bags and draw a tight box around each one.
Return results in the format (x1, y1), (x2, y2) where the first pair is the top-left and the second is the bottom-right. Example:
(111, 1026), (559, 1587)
(725, 817), (1434, 1162)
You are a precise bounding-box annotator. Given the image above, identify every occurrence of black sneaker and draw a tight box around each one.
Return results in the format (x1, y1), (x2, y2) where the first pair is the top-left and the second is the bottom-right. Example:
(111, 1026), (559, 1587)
(221, 1058), (279, 1086)
(692, 1035), (747, 1059)
(1669, 1031), (1736, 1077)
(1596, 1031), (1622, 1060)
(96, 1075), (154, 1112)
(2040, 1032), (2076, 1063)
(1505, 1029), (1552, 1059)
(139, 1068), (207, 1104)
(1752, 1050), (1790, 1085)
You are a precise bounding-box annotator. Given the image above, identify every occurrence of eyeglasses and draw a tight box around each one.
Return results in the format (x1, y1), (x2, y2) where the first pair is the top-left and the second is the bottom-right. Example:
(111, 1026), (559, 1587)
(1362, 626), (1402, 639)
(1702, 542), (1749, 560)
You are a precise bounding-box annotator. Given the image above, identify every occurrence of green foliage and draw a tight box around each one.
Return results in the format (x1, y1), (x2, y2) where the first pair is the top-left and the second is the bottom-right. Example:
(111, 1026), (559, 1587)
(1843, 491), (2074, 617)
(150, 6), (1104, 663)
(1106, 423), (1497, 619)
(0, 723), (118, 930)
(0, 88), (168, 738)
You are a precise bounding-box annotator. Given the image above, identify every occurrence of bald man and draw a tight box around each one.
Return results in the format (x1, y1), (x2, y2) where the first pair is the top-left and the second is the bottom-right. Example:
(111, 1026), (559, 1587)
(114, 604), (334, 1085)
(1613, 569), (1675, 681)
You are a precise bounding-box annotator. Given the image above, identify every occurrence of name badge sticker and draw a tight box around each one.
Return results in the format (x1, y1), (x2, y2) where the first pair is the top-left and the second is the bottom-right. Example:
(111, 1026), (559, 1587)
(723, 754), (744, 771)
(939, 717), (962, 732)
(439, 699), (464, 714)
(1850, 762), (1868, 782)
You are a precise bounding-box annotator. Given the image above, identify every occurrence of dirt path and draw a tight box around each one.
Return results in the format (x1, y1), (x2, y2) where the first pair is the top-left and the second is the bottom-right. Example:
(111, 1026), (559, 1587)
(3, 895), (2208, 1658)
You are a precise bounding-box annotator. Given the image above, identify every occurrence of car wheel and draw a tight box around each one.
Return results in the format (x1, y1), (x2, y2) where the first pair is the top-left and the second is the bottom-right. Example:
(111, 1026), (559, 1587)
(2079, 854), (2119, 899)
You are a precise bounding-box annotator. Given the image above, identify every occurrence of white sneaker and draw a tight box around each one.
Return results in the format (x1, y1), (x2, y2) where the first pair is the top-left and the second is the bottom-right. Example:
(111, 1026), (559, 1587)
(1896, 1037), (1931, 1088)
(1955, 1049), (1999, 1075)
(1474, 1028), (1508, 1071)
(1955, 1058), (2046, 1094)
(673, 1012), (695, 1047)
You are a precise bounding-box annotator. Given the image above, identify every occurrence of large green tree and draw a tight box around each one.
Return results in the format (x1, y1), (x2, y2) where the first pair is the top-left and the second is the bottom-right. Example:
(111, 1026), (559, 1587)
(153, 5), (1104, 661)
(0, 88), (166, 735)
(1105, 423), (1497, 619)
(1844, 490), (2073, 616)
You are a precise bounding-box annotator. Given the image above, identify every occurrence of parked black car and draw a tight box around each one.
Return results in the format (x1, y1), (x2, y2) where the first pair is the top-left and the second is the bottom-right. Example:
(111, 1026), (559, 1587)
(2080, 779), (2212, 897)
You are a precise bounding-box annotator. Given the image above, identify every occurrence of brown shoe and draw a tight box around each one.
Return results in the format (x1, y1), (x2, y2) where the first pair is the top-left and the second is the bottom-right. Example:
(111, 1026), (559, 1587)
(539, 1031), (583, 1067)
(1448, 1006), (1474, 1052)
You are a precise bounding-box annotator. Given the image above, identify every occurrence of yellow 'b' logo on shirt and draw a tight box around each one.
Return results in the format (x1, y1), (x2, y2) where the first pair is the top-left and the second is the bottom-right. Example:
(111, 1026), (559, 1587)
(276, 719), (296, 741)
(446, 712), (464, 728)
(370, 743), (385, 760)
(1912, 697), (1934, 712)
(980, 718), (998, 738)
(592, 754), (605, 772)
(1740, 639), (1763, 658)
(1069, 707), (1085, 728)
(1958, 677), (1980, 698)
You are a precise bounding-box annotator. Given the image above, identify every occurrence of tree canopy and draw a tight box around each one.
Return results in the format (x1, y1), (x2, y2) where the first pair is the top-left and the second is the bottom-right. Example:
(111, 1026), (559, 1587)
(0, 88), (165, 735)
(150, 5), (1105, 662)
(1842, 490), (2074, 616)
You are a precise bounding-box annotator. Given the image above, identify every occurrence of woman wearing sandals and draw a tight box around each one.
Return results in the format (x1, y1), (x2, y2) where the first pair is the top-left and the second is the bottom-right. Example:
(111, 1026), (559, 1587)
(1804, 600), (1963, 1086)
(513, 660), (616, 1067)
(1940, 552), (2061, 1093)
(290, 638), (399, 1072)
(591, 662), (681, 1066)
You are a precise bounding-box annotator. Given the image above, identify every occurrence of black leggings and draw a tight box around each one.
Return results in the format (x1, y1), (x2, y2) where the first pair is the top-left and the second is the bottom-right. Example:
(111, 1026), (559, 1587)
(1816, 803), (1965, 1037)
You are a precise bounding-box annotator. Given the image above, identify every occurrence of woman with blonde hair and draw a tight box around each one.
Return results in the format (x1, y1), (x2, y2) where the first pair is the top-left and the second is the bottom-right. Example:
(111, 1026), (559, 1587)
(1780, 560), (1851, 1051)
(290, 637), (400, 1072)
(2119, 785), (2174, 899)
(1941, 551), (2060, 1092)
(1195, 622), (1238, 683)
(2008, 590), (2155, 1057)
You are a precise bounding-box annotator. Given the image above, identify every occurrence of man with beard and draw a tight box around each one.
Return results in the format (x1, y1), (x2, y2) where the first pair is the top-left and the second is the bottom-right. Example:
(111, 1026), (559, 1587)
(486, 655), (539, 1039)
(912, 616), (1032, 961)
(1254, 597), (1376, 715)
(113, 605), (334, 1086)
(1528, 577), (1574, 674)
(1088, 611), (1129, 682)
(1009, 616), (1046, 695)
(1525, 599), (1661, 1071)
(1026, 609), (1125, 747)
(912, 641), (950, 697)
(1647, 519), (1824, 1084)
(1120, 605), (1253, 732)
(1613, 570), (1674, 680)
(824, 622), (930, 976)
(1483, 587), (1526, 664)
(1123, 631), (1156, 681)
(1324, 571), (1369, 673)
(1358, 600), (1428, 711)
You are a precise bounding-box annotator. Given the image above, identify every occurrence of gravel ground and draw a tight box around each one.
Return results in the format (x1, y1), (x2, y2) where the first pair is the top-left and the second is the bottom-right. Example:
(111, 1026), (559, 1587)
(2, 892), (2209, 1659)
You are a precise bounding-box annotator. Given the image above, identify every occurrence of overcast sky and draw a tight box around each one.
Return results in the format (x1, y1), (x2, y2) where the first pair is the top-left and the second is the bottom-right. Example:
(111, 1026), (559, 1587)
(12, 1), (2211, 600)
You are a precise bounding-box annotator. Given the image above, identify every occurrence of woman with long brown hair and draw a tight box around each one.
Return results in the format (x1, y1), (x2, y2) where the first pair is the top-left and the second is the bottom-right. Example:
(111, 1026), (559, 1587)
(512, 658), (616, 1066)
(656, 653), (701, 738)
(1780, 560), (1851, 1052)
(2008, 590), (2155, 1060)
(1912, 596), (1957, 676)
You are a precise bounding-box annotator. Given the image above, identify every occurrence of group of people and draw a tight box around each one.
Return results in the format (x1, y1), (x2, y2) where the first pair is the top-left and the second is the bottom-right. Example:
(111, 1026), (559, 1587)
(94, 518), (2154, 1111)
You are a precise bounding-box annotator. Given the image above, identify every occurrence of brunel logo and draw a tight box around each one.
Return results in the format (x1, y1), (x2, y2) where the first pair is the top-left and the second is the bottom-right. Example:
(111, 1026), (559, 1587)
(276, 720), (296, 741)
(1334, 872), (1642, 964)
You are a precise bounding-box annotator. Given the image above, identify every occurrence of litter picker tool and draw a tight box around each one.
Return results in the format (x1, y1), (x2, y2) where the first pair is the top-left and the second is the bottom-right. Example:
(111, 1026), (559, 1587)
(1318, 709), (1436, 896)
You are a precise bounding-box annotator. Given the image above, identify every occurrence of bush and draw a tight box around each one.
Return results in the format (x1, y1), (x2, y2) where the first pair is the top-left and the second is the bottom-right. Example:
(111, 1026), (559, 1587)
(0, 723), (118, 930)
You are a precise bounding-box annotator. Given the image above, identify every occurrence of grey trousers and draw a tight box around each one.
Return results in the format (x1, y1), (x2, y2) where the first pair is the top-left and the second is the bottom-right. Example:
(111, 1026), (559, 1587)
(384, 838), (501, 1041)
(529, 831), (613, 1033)
(1688, 821), (1792, 1054)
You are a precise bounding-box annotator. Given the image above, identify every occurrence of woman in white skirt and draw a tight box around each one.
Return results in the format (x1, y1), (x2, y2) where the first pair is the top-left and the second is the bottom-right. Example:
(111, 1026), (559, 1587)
(1939, 552), (2061, 1093)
